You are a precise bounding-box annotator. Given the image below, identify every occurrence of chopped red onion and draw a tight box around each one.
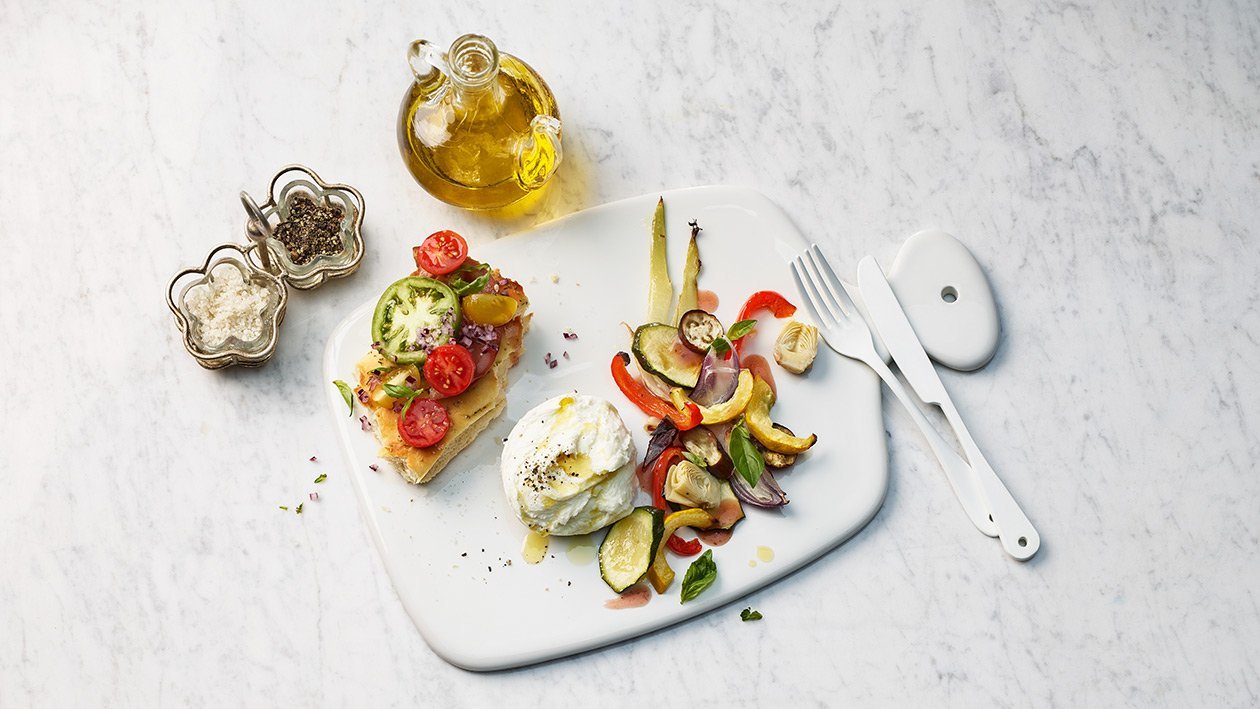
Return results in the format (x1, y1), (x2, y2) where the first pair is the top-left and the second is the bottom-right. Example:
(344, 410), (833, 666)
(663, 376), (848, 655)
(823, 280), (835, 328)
(356, 388), (369, 404)
(369, 464), (379, 472)
(563, 330), (578, 340)
(359, 415), (372, 432)
(309, 456), (318, 462)
(562, 351), (569, 360)
(309, 492), (319, 501)
(460, 322), (499, 345)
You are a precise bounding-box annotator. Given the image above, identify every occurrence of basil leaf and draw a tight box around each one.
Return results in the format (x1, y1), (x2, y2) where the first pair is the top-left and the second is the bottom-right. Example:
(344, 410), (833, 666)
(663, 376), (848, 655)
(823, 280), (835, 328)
(726, 319), (758, 341)
(680, 549), (717, 603)
(681, 451), (707, 469)
(383, 383), (418, 400)
(740, 607), (763, 621)
(451, 272), (490, 297)
(728, 421), (764, 488)
(710, 337), (731, 356)
(400, 395), (419, 420)
(333, 380), (354, 416)
(453, 260), (489, 275)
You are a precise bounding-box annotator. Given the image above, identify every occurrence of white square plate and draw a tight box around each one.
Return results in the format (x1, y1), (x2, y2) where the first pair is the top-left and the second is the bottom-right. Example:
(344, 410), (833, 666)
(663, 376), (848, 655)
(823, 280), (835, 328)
(323, 186), (887, 670)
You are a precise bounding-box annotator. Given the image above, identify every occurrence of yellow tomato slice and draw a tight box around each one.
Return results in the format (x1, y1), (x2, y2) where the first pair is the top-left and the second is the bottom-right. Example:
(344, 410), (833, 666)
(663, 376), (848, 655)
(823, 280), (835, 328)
(461, 294), (518, 326)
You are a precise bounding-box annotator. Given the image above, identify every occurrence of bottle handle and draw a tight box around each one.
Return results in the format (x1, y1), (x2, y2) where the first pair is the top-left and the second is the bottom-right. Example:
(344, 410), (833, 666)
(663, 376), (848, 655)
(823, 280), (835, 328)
(516, 115), (563, 191)
(407, 39), (449, 81)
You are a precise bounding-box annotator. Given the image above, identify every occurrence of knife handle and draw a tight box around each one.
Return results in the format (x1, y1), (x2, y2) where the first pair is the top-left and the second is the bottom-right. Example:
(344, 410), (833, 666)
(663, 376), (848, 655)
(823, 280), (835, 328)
(865, 355), (999, 537)
(937, 399), (1041, 560)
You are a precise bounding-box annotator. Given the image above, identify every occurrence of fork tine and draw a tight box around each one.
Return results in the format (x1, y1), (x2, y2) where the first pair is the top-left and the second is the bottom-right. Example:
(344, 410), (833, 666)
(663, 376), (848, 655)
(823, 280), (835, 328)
(807, 244), (858, 315)
(799, 248), (846, 320)
(791, 257), (836, 329)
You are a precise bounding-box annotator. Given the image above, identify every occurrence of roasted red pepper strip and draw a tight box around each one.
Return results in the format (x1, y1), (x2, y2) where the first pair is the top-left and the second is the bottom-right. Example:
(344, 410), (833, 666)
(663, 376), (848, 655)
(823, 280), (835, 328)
(649, 447), (703, 556)
(738, 290), (797, 321)
(610, 353), (702, 430)
(667, 534), (702, 556)
(733, 290), (797, 353)
(650, 447), (684, 510)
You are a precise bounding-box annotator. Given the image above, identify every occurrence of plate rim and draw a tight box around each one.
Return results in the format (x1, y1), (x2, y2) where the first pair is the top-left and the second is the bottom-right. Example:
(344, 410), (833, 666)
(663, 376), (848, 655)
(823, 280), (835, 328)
(322, 184), (888, 670)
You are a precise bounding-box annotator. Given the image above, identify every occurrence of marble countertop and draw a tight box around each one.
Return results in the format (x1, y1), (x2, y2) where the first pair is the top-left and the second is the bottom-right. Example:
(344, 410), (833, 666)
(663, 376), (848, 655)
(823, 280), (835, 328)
(3, 0), (1257, 705)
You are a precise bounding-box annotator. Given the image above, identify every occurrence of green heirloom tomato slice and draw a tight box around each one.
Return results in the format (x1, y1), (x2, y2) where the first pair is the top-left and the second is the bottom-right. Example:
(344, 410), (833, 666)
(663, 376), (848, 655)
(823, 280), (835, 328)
(371, 277), (461, 364)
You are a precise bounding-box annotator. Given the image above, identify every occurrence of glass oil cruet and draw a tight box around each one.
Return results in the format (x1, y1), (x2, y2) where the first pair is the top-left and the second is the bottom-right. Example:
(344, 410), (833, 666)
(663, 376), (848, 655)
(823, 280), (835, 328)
(397, 34), (563, 210)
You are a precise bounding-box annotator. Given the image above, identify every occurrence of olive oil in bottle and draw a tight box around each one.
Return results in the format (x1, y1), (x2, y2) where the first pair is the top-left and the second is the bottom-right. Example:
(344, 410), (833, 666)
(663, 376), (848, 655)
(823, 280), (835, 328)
(397, 34), (563, 210)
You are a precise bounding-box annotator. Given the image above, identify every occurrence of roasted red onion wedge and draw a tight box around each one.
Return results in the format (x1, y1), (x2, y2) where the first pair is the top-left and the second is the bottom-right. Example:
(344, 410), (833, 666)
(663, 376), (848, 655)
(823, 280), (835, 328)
(642, 418), (679, 472)
(690, 347), (741, 407)
(729, 463), (789, 508)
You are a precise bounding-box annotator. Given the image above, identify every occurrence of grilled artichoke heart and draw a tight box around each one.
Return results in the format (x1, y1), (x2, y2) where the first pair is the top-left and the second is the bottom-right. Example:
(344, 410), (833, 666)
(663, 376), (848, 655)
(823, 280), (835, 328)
(664, 460), (723, 510)
(774, 320), (820, 374)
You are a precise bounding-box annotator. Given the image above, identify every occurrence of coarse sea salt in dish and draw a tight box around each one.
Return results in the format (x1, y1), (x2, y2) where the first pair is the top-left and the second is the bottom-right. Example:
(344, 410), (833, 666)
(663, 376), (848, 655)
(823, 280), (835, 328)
(501, 394), (637, 536)
(183, 262), (272, 347)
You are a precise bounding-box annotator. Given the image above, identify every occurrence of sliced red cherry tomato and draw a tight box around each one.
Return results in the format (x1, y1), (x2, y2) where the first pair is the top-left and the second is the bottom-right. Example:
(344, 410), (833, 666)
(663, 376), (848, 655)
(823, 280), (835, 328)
(397, 398), (450, 448)
(414, 230), (468, 275)
(423, 343), (476, 397)
(610, 353), (702, 430)
(733, 290), (797, 354)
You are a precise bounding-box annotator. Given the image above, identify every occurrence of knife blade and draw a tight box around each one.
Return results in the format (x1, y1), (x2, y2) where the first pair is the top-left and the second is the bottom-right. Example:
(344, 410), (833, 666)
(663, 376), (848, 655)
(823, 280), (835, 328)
(857, 255), (1040, 560)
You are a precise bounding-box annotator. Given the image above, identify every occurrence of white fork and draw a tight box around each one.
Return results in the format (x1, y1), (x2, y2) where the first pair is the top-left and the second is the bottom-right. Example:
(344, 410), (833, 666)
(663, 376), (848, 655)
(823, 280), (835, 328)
(791, 247), (999, 538)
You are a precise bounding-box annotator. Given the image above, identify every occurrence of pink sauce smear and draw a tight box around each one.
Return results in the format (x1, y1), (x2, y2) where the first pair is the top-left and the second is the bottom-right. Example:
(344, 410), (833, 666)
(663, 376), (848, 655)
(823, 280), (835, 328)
(697, 290), (720, 312)
(696, 528), (733, 546)
(742, 353), (776, 398)
(604, 583), (652, 609)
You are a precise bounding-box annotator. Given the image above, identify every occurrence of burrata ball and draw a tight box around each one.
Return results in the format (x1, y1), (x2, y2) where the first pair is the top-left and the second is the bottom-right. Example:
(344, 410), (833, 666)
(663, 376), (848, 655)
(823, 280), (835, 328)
(501, 394), (637, 535)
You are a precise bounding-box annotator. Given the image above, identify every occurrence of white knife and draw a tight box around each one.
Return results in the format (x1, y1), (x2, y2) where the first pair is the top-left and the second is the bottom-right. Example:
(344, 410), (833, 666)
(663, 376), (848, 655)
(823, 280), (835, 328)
(858, 256), (1040, 561)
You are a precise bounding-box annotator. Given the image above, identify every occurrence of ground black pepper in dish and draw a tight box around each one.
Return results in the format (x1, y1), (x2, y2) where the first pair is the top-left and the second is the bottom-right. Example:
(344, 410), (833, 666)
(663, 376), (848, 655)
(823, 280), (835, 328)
(273, 193), (345, 265)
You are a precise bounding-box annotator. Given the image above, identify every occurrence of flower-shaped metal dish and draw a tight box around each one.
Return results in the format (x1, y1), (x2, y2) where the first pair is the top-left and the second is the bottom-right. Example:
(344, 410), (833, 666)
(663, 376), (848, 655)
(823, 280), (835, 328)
(242, 165), (365, 290)
(166, 243), (288, 369)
